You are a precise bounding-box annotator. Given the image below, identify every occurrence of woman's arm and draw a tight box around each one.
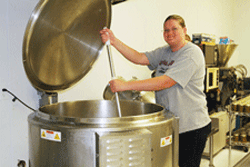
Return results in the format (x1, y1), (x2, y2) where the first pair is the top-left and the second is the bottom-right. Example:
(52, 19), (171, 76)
(109, 75), (177, 92)
(100, 28), (149, 65)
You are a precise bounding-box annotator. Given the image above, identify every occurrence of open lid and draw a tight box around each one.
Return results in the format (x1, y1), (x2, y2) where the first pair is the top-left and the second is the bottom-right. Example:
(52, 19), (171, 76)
(23, 0), (111, 92)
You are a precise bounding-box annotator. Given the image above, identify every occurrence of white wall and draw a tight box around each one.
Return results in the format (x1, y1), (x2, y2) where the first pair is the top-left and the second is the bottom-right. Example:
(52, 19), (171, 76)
(0, 0), (249, 166)
(230, 1), (250, 73)
(1, 0), (40, 166)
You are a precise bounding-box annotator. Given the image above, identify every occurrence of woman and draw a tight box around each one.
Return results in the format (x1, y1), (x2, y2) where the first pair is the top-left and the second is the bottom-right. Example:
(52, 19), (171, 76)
(100, 14), (211, 167)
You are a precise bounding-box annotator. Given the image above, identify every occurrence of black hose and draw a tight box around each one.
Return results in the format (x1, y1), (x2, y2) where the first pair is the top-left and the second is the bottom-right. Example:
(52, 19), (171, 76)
(2, 88), (36, 112)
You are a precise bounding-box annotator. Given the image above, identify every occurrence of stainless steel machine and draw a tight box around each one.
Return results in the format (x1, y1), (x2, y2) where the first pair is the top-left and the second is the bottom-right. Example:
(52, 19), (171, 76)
(29, 100), (178, 167)
(200, 42), (250, 158)
(201, 44), (242, 113)
(20, 0), (179, 166)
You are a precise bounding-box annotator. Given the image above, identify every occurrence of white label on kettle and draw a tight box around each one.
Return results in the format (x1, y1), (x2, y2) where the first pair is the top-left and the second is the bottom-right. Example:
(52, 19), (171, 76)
(41, 129), (61, 142)
(160, 135), (172, 147)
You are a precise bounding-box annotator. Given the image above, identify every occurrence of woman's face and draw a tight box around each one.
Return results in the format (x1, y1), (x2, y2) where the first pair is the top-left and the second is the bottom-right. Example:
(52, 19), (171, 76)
(163, 19), (187, 47)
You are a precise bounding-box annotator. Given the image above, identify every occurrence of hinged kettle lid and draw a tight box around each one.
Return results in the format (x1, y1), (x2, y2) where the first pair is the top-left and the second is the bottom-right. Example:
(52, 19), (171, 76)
(23, 0), (111, 93)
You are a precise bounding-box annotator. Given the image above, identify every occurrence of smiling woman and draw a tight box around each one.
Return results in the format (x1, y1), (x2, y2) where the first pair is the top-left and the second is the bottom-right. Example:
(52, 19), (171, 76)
(100, 14), (211, 167)
(163, 15), (187, 52)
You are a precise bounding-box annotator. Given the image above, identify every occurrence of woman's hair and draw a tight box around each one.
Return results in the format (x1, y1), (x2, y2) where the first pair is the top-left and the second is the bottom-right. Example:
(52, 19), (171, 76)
(185, 34), (191, 41)
(164, 14), (186, 28)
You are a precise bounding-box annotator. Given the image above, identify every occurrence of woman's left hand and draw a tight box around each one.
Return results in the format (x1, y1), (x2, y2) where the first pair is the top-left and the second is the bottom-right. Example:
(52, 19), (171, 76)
(109, 79), (127, 93)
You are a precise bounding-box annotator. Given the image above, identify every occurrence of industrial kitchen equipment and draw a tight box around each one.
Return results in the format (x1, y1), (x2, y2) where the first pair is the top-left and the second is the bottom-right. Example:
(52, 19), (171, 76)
(196, 36), (250, 159)
(201, 43), (240, 113)
(19, 0), (180, 166)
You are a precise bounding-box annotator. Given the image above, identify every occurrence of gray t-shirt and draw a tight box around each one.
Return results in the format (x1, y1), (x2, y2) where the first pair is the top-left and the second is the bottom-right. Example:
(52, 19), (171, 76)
(145, 42), (211, 133)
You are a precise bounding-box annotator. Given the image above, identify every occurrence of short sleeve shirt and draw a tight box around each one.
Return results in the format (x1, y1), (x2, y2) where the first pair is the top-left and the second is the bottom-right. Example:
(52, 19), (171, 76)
(145, 42), (211, 133)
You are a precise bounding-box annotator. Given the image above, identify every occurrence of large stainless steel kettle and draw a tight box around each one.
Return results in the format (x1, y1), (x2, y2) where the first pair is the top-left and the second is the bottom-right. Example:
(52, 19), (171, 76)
(21, 0), (179, 167)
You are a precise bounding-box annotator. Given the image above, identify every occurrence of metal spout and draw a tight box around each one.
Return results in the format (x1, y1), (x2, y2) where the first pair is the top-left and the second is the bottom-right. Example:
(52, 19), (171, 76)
(217, 44), (238, 67)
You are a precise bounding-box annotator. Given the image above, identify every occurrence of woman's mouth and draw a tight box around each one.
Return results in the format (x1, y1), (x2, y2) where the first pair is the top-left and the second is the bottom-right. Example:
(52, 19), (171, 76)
(167, 37), (174, 41)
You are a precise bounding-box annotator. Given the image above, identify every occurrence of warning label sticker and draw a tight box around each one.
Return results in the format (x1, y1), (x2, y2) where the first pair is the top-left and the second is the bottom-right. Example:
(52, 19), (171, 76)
(41, 129), (61, 142)
(160, 135), (172, 147)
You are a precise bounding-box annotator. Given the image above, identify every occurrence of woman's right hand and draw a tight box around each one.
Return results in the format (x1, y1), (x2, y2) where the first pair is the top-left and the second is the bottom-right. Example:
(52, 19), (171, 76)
(100, 28), (149, 65)
(99, 28), (116, 45)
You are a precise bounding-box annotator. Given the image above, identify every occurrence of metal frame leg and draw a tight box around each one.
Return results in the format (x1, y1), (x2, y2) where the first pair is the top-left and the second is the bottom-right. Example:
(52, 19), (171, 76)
(172, 117), (179, 167)
(228, 111), (233, 167)
(209, 135), (215, 167)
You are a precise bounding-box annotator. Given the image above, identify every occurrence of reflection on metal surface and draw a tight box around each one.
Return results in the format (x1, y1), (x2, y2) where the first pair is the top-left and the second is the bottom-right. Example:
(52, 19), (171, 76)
(217, 44), (238, 67)
(39, 100), (164, 122)
(23, 0), (111, 92)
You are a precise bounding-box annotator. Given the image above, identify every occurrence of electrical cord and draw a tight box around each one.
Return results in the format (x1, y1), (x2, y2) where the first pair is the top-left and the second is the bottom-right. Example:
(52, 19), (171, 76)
(2, 88), (36, 112)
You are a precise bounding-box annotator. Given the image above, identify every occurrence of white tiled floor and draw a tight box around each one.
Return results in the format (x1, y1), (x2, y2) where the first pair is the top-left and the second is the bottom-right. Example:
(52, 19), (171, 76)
(200, 147), (250, 167)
